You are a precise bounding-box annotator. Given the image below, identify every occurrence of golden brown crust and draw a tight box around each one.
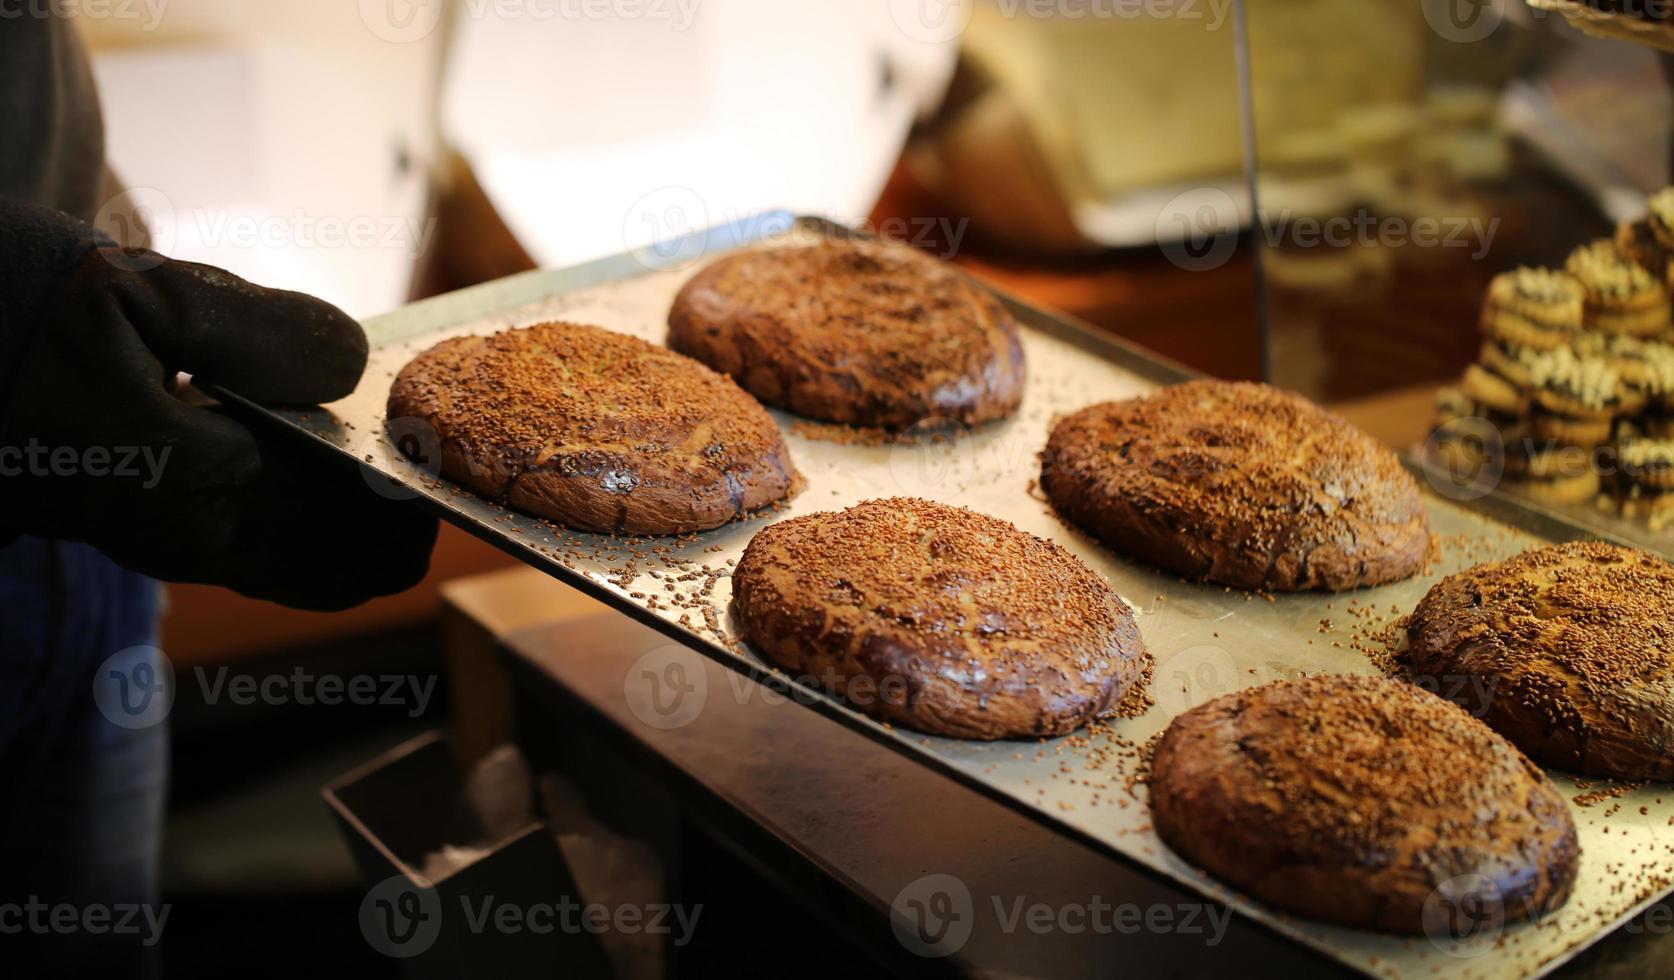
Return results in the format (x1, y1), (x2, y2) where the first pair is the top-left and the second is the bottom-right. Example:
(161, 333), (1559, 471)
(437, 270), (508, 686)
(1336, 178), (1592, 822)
(731, 497), (1145, 740)
(667, 240), (1026, 429)
(1408, 541), (1674, 781)
(387, 322), (798, 536)
(1149, 674), (1579, 935)
(1040, 381), (1431, 592)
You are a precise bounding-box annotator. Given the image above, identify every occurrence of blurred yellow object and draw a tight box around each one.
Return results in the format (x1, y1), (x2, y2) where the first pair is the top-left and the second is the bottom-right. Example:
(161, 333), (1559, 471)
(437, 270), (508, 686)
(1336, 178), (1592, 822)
(1527, 0), (1674, 54)
(914, 0), (1428, 252)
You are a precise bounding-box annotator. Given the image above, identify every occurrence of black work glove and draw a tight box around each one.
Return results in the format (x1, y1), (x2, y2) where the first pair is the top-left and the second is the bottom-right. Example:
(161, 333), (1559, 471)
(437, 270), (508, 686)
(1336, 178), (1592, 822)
(0, 198), (437, 611)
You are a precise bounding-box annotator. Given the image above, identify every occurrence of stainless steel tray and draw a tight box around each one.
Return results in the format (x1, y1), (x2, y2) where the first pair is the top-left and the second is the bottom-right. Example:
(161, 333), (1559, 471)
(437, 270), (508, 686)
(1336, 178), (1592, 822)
(220, 214), (1674, 978)
(1415, 446), (1674, 562)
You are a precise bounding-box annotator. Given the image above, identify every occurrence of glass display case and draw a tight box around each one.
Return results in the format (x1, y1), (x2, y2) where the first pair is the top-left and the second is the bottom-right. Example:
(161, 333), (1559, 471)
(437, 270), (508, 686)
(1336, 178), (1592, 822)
(1236, 1), (1674, 556)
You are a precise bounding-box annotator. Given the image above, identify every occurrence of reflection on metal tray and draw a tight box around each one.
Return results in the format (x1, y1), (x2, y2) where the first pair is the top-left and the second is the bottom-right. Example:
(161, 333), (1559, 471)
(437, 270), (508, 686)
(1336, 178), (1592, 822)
(215, 214), (1674, 979)
(1413, 444), (1674, 562)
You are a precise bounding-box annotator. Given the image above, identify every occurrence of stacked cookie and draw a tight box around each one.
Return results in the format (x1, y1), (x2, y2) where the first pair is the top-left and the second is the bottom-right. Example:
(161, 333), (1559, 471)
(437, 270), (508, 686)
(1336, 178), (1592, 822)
(1617, 436), (1674, 527)
(1568, 237), (1670, 338)
(1437, 195), (1674, 517)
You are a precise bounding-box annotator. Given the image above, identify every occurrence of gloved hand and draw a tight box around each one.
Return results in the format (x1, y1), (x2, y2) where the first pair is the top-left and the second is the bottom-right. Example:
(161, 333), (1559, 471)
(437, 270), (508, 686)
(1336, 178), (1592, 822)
(0, 198), (437, 611)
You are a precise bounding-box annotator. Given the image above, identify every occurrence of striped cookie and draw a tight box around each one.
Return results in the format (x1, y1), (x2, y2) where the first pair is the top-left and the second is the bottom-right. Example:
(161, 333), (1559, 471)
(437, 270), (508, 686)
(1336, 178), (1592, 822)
(1565, 239), (1671, 337)
(1481, 268), (1585, 350)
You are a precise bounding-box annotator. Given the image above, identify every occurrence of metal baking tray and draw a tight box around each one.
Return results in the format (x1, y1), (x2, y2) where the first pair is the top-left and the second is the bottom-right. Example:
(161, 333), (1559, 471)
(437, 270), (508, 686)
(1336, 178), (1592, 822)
(218, 214), (1674, 978)
(1413, 446), (1674, 563)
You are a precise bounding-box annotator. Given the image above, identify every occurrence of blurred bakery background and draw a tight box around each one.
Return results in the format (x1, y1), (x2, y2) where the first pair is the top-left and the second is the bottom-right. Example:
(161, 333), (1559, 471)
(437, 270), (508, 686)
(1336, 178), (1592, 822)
(64, 1), (1673, 976)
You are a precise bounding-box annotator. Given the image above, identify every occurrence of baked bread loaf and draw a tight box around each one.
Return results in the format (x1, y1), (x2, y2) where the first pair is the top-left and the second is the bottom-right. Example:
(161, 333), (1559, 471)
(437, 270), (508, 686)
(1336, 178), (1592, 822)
(387, 321), (798, 536)
(1408, 541), (1674, 780)
(731, 497), (1145, 739)
(1149, 674), (1579, 934)
(1040, 380), (1431, 591)
(667, 240), (1025, 429)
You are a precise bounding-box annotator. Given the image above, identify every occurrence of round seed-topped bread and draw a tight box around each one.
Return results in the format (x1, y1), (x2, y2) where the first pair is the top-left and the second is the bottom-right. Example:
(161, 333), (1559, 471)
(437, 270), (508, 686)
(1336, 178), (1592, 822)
(1040, 380), (1431, 591)
(731, 497), (1145, 739)
(387, 321), (798, 536)
(1408, 541), (1674, 781)
(1149, 674), (1579, 934)
(667, 239), (1026, 429)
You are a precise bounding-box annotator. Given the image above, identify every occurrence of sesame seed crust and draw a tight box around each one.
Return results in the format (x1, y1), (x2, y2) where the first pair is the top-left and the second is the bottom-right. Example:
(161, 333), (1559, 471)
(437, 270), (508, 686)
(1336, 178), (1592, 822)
(1040, 380), (1432, 591)
(1408, 541), (1674, 781)
(731, 497), (1146, 740)
(1149, 674), (1579, 934)
(387, 321), (798, 536)
(667, 240), (1026, 429)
